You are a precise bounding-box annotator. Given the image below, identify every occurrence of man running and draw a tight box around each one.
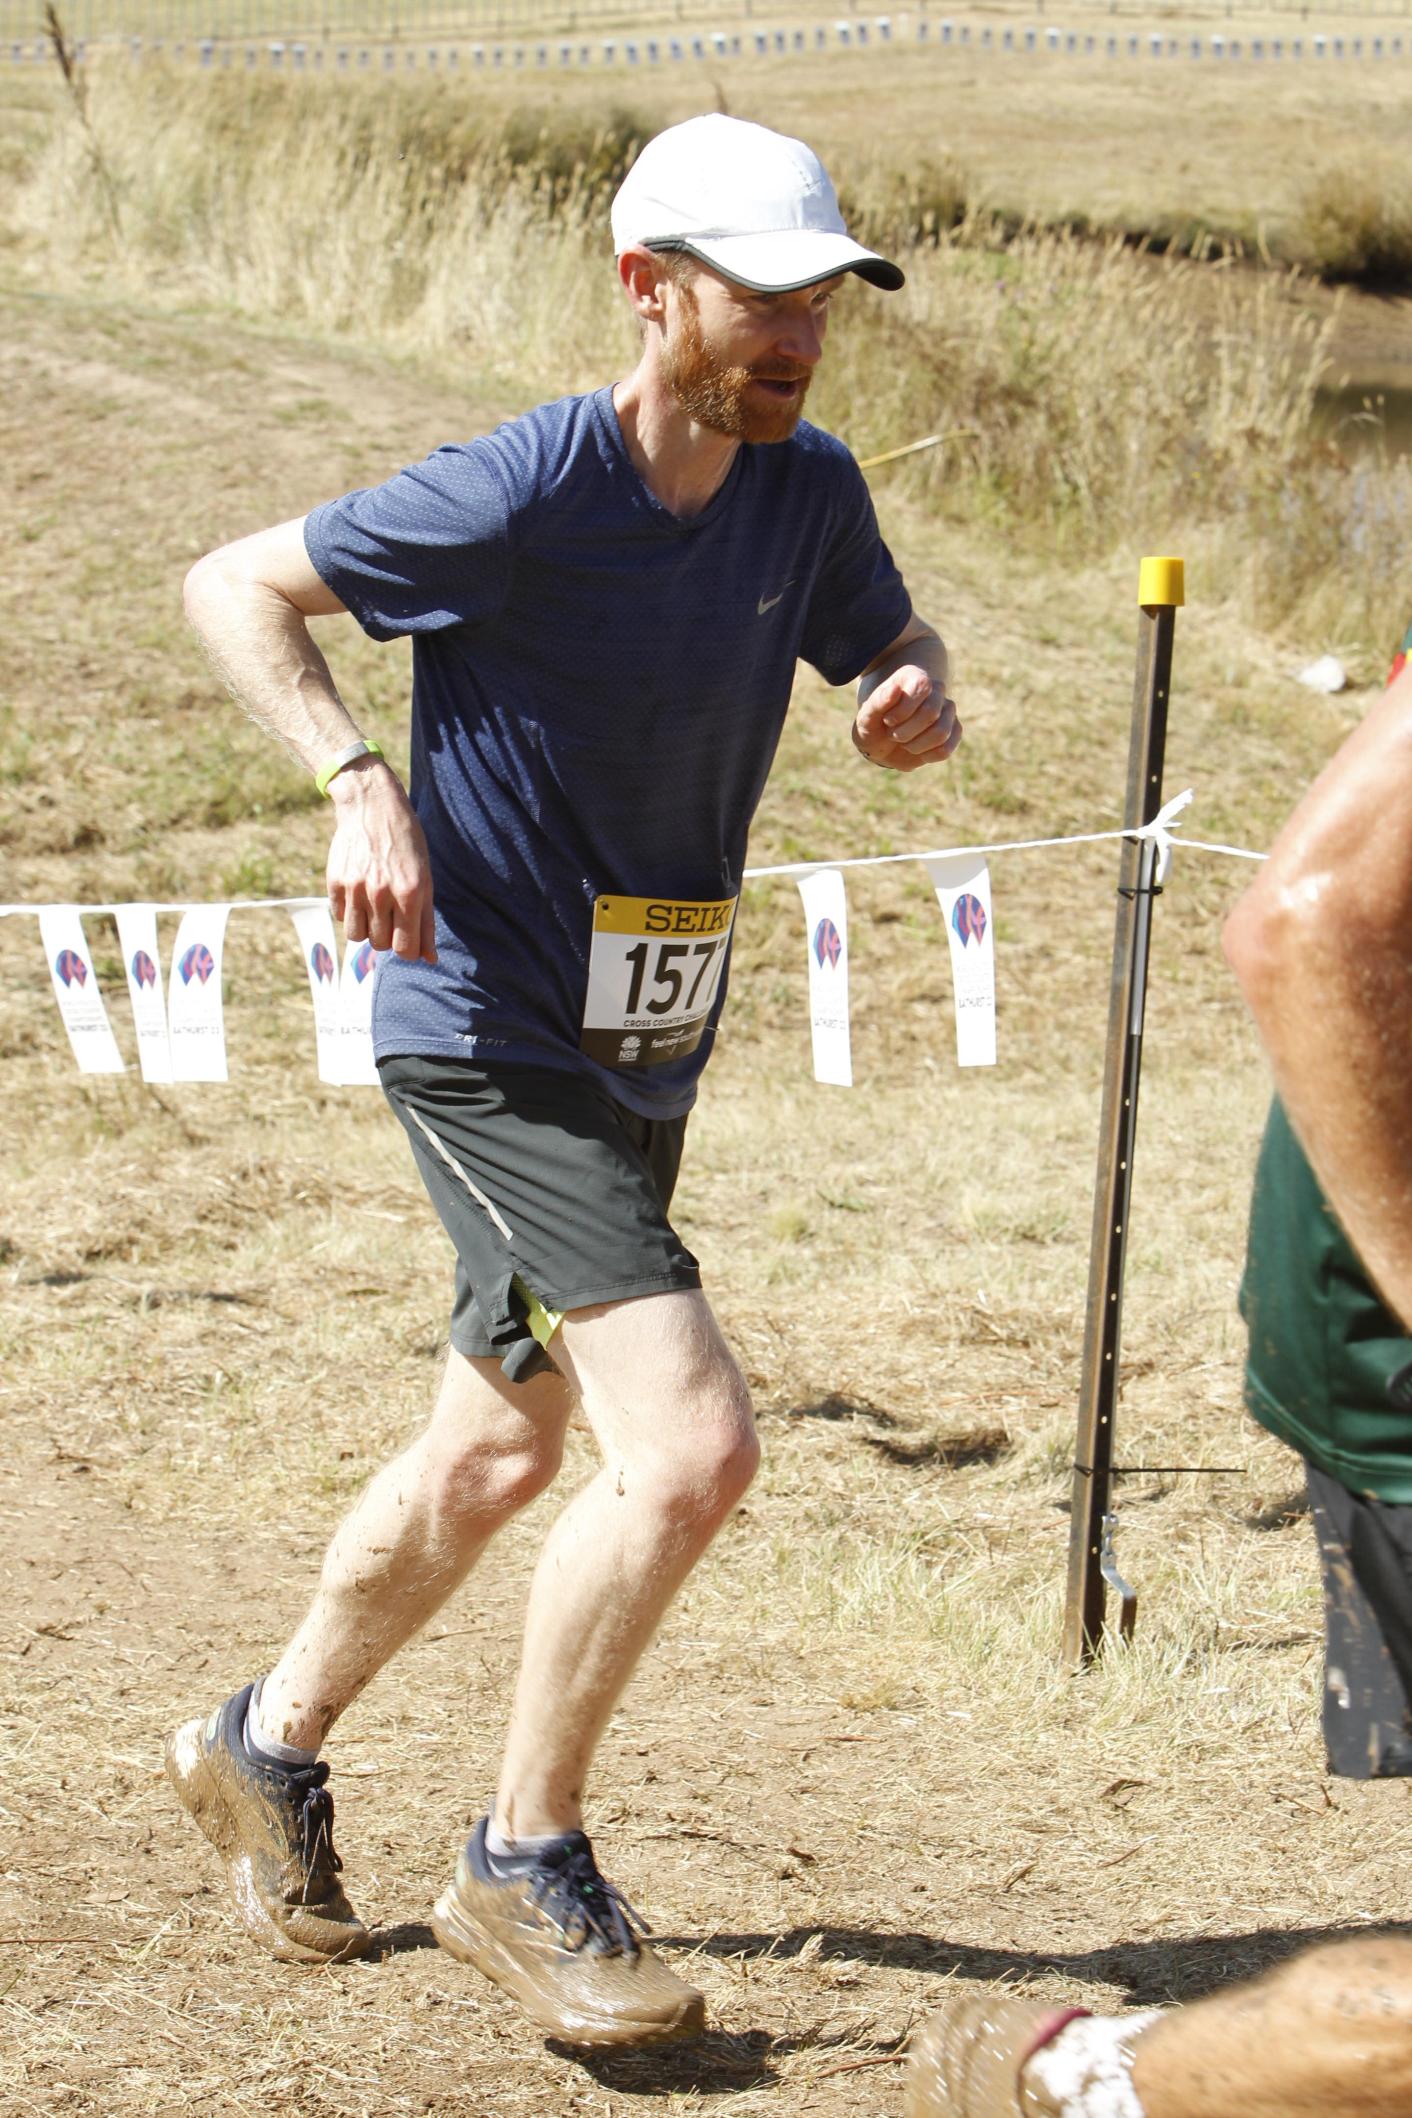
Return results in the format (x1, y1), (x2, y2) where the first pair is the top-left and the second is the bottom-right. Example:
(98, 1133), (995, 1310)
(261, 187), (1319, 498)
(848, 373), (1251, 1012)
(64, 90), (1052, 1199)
(168, 113), (959, 2048)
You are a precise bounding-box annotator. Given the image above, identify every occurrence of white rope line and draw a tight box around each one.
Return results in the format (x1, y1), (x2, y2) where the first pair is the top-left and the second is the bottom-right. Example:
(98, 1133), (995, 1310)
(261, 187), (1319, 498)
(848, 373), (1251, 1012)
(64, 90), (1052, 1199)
(742, 789), (1233, 881)
(0, 895), (326, 919)
(0, 794), (1269, 919)
(1172, 837), (1267, 862)
(744, 826), (1156, 880)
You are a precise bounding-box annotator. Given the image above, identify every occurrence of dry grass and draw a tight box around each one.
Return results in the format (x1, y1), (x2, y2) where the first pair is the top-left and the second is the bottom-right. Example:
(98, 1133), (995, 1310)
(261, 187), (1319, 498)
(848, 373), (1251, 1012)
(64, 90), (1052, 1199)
(10, 58), (1412, 646)
(17, 20), (1412, 261)
(4, 266), (1412, 2115)
(1294, 156), (1412, 285)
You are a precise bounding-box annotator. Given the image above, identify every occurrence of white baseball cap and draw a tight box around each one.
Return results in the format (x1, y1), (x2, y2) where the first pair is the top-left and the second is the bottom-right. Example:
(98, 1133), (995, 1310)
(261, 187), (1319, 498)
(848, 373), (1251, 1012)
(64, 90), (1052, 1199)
(610, 114), (905, 294)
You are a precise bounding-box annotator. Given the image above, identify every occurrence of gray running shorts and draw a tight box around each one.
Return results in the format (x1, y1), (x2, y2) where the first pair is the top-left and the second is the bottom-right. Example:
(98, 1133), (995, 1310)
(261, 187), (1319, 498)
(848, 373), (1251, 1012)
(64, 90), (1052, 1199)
(1308, 1461), (1412, 1778)
(379, 1055), (700, 1385)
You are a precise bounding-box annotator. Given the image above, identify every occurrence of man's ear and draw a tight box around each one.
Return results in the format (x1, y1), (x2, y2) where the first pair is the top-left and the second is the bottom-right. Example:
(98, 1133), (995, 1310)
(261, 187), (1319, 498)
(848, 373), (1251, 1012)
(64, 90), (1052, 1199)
(618, 246), (672, 326)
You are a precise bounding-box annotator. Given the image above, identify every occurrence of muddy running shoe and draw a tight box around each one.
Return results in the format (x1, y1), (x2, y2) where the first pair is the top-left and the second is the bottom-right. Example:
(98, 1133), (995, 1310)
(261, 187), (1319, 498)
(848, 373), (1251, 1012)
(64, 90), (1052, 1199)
(165, 1682), (370, 1964)
(431, 1816), (705, 2046)
(905, 1994), (1090, 2116)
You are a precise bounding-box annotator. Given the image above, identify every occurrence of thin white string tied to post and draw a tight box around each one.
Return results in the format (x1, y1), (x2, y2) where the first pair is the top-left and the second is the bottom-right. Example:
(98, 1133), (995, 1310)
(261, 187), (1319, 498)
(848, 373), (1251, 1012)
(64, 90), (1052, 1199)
(1138, 786), (1194, 885)
(0, 792), (1275, 1086)
(739, 786), (1242, 882)
(0, 790), (1269, 924)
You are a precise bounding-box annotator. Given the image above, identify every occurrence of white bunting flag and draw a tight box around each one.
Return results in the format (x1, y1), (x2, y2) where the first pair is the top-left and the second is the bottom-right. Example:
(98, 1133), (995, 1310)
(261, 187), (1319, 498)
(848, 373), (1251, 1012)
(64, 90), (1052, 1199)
(167, 905), (231, 1082)
(114, 904), (173, 1083)
(796, 866), (853, 1087)
(337, 936), (380, 1085)
(925, 854), (997, 1067)
(290, 904), (346, 1084)
(38, 907), (125, 1074)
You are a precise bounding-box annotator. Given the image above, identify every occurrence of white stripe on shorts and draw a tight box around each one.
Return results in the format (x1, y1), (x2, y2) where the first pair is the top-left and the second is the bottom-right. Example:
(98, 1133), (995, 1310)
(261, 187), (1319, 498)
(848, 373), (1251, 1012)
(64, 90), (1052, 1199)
(403, 1104), (515, 1242)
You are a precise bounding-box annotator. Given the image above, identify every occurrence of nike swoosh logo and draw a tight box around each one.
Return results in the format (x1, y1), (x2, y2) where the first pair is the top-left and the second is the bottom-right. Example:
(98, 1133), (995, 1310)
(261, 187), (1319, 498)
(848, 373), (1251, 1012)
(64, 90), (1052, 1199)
(757, 582), (795, 616)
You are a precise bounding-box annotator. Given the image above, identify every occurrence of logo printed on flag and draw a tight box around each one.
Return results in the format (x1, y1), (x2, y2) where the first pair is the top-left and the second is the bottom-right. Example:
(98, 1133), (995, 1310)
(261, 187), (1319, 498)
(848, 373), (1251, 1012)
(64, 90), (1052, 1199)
(179, 942), (216, 986)
(796, 868), (852, 1088)
(115, 908), (173, 1083)
(951, 894), (987, 947)
(43, 909), (125, 1073)
(926, 854), (996, 1068)
(310, 942), (336, 984)
(353, 941), (376, 983)
(812, 916), (843, 969)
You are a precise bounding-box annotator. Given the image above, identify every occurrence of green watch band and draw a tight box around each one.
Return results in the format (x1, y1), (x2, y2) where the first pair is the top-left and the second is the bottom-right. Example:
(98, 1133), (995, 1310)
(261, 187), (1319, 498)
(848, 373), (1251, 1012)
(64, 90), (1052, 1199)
(316, 738), (384, 798)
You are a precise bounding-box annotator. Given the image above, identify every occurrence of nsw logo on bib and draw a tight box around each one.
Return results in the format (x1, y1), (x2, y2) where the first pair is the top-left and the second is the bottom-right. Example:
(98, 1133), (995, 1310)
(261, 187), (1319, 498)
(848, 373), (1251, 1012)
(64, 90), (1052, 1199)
(581, 894), (737, 1068)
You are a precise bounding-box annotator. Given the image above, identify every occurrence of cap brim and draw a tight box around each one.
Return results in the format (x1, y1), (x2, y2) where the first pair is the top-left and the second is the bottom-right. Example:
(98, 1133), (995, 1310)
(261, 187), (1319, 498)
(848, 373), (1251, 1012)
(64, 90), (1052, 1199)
(665, 231), (904, 293)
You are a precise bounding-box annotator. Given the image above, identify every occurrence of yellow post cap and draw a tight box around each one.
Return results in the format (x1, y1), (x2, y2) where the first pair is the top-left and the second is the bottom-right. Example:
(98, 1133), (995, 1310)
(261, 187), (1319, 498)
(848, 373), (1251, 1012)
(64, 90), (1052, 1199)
(1138, 556), (1184, 608)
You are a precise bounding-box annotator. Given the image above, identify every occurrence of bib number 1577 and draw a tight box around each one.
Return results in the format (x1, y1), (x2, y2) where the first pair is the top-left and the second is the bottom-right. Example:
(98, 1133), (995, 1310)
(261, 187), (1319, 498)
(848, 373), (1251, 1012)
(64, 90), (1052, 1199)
(581, 894), (737, 1069)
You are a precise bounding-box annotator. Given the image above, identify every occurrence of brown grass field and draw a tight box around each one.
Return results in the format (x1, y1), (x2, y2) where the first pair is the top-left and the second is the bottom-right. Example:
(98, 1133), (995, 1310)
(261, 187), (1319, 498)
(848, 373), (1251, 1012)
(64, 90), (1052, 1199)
(3, 46), (1412, 2118)
(11, 22), (1412, 262)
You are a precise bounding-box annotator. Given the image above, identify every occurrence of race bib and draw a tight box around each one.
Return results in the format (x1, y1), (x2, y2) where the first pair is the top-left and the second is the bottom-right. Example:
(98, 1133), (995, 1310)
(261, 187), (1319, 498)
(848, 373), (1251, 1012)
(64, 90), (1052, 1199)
(581, 894), (736, 1067)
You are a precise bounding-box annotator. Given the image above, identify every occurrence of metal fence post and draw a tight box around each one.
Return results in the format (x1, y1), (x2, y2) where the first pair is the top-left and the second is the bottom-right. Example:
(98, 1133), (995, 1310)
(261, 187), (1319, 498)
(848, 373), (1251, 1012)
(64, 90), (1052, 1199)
(1062, 556), (1184, 1670)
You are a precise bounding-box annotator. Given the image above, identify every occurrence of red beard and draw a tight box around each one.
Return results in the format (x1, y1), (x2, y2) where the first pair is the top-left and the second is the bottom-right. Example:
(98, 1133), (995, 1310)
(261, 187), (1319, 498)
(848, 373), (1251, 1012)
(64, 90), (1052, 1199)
(661, 292), (812, 445)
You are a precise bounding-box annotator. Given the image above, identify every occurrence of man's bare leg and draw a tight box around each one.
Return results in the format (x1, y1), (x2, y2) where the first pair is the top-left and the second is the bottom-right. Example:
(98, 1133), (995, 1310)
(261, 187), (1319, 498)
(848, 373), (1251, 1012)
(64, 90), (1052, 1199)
(256, 1348), (572, 1753)
(427, 1285), (756, 2045)
(167, 1347), (571, 1962)
(491, 1285), (758, 1838)
(907, 1936), (1412, 2117)
(1131, 1937), (1412, 2118)
(257, 1284), (755, 1813)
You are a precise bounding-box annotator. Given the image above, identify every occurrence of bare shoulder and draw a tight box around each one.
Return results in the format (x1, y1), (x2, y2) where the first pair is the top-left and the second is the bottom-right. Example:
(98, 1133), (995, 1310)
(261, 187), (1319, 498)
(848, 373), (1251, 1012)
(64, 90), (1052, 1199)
(1262, 662), (1412, 892)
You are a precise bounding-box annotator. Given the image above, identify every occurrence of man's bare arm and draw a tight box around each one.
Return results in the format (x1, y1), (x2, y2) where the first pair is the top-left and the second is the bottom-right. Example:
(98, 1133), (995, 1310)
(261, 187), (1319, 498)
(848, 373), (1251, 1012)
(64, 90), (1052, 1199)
(184, 518), (436, 963)
(184, 517), (355, 766)
(1223, 661), (1412, 1325)
(852, 613), (961, 771)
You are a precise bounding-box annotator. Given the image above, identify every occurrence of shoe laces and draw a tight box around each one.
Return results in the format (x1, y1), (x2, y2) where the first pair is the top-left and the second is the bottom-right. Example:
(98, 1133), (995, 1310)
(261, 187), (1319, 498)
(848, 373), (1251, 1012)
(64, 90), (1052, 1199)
(289, 1765), (344, 1889)
(530, 1840), (649, 1957)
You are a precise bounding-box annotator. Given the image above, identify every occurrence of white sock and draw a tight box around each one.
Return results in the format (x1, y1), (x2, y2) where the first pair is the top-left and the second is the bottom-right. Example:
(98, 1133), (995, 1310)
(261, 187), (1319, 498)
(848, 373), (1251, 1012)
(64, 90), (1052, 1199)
(246, 1682), (319, 1770)
(1024, 2011), (1164, 2118)
(485, 1816), (574, 1862)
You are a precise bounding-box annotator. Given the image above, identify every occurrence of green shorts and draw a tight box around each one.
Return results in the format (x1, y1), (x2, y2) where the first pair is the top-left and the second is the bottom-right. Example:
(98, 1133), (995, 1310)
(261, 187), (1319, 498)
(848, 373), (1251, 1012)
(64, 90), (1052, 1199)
(380, 1056), (700, 1384)
(1240, 1097), (1412, 1501)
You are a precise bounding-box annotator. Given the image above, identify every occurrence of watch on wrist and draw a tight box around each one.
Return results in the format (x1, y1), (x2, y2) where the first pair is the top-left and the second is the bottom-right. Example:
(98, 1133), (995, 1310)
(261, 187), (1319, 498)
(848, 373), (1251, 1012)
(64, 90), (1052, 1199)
(316, 738), (385, 798)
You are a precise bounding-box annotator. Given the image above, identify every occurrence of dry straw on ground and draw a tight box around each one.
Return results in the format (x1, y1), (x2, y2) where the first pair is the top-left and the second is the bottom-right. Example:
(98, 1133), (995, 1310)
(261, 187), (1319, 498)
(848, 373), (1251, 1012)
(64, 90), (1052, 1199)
(3, 50), (1412, 2118)
(13, 58), (1412, 644)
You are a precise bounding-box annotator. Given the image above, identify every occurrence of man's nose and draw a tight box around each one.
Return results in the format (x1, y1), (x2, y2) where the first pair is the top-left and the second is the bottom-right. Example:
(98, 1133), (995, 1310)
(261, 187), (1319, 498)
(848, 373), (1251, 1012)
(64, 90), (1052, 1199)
(776, 310), (826, 366)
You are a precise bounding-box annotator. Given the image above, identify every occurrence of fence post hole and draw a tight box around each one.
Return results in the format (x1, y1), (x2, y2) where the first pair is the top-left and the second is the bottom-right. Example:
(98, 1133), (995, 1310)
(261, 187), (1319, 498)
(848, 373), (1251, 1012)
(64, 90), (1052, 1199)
(1061, 555), (1184, 1671)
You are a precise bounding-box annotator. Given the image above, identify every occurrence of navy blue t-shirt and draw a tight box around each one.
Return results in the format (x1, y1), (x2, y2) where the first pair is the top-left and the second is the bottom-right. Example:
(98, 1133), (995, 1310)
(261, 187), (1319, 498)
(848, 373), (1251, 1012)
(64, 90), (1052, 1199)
(305, 385), (910, 1117)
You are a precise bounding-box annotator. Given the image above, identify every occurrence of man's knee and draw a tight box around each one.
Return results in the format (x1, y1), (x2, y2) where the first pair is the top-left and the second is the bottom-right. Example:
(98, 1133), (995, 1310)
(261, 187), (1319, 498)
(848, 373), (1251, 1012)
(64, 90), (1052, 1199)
(559, 1289), (759, 1523)
(428, 1426), (564, 1525)
(641, 1370), (760, 1527)
(425, 1354), (568, 1525)
(688, 1412), (761, 1516)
